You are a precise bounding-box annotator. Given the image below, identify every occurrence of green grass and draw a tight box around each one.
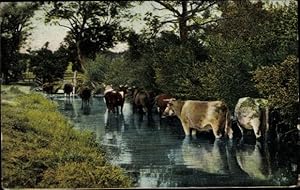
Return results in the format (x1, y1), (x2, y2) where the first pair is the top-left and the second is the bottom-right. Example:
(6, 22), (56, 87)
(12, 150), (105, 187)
(1, 87), (132, 188)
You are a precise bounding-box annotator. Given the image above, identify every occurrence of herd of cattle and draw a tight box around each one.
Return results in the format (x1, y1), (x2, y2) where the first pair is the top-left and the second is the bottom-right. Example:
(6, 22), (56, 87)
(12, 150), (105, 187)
(47, 83), (276, 141)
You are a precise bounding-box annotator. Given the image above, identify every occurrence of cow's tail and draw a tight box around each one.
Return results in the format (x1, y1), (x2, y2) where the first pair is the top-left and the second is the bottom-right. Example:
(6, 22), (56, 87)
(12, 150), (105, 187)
(225, 109), (233, 139)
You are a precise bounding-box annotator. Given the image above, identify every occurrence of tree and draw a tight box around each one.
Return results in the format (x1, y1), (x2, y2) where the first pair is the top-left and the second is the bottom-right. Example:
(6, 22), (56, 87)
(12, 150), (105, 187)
(198, 35), (259, 109)
(208, 0), (298, 68)
(143, 0), (218, 41)
(0, 2), (38, 84)
(29, 42), (69, 83)
(199, 0), (298, 109)
(44, 1), (132, 71)
(125, 31), (209, 97)
(253, 55), (299, 127)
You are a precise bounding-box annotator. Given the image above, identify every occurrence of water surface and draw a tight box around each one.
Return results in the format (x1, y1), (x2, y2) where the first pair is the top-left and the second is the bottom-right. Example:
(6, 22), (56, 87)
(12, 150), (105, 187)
(52, 95), (298, 188)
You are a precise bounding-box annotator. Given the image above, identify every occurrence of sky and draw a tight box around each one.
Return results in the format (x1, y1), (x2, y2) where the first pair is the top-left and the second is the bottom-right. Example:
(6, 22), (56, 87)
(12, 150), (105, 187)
(25, 1), (165, 53)
(23, 0), (291, 53)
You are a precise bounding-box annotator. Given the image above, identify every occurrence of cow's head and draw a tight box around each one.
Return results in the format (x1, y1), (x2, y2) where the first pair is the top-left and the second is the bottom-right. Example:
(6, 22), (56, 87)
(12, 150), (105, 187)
(162, 98), (176, 117)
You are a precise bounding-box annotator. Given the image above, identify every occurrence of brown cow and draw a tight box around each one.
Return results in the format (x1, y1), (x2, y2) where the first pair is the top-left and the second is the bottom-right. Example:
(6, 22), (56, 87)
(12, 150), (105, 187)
(104, 85), (127, 114)
(63, 83), (73, 102)
(42, 83), (54, 94)
(133, 88), (155, 115)
(155, 93), (173, 118)
(78, 86), (92, 109)
(163, 99), (233, 139)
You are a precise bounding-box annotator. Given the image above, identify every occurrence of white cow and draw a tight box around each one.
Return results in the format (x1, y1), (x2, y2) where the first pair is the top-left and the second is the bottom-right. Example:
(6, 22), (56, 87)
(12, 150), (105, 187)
(234, 97), (269, 139)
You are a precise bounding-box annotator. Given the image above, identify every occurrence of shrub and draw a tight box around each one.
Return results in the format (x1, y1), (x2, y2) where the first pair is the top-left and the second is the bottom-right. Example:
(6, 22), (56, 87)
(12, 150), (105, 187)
(253, 55), (299, 127)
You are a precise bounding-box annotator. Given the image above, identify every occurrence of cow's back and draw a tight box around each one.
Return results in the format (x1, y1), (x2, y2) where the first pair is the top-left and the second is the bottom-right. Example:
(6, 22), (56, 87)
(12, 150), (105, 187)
(181, 100), (228, 130)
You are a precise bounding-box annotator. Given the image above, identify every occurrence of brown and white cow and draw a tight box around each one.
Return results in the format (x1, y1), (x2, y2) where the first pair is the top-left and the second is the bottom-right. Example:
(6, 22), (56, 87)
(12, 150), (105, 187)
(155, 93), (173, 118)
(234, 97), (269, 139)
(163, 99), (233, 139)
(104, 85), (127, 114)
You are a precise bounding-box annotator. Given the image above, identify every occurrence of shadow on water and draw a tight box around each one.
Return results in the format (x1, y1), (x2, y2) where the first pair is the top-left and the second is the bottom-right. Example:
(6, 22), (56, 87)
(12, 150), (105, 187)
(51, 96), (298, 188)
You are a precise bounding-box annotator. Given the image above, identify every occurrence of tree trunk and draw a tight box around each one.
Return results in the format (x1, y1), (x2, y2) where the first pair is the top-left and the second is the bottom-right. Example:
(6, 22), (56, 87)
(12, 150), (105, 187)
(179, 1), (188, 42)
(76, 41), (86, 72)
(72, 70), (77, 95)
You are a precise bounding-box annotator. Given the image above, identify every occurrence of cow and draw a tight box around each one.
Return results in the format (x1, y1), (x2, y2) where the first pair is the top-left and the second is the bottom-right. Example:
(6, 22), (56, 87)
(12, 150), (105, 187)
(133, 88), (155, 116)
(42, 82), (54, 94)
(155, 93), (173, 118)
(63, 83), (73, 102)
(78, 86), (92, 109)
(163, 99), (233, 139)
(104, 85), (127, 114)
(234, 97), (269, 139)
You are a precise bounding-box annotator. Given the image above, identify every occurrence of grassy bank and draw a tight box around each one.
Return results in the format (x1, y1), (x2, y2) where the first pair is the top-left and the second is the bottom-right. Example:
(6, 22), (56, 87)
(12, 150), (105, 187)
(1, 86), (132, 188)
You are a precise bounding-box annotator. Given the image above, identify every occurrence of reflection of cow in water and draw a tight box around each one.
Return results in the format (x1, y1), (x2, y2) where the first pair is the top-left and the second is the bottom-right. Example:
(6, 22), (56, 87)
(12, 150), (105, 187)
(104, 85), (127, 114)
(235, 141), (272, 180)
(78, 86), (92, 109)
(178, 138), (272, 182)
(180, 138), (230, 174)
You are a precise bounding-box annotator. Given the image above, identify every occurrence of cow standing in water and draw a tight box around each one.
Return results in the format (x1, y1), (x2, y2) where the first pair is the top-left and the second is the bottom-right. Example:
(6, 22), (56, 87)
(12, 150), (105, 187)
(104, 85), (127, 114)
(42, 83), (54, 94)
(79, 86), (92, 109)
(63, 83), (73, 103)
(155, 93), (173, 119)
(163, 99), (233, 139)
(133, 88), (155, 116)
(234, 97), (269, 140)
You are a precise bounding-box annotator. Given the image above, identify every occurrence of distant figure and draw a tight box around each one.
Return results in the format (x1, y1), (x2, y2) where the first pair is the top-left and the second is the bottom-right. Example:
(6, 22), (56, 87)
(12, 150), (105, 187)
(63, 83), (73, 102)
(42, 82), (54, 94)
(79, 86), (92, 109)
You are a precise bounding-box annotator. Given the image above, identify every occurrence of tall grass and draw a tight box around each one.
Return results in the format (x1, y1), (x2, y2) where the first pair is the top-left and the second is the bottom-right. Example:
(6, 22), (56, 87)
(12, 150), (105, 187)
(1, 90), (132, 188)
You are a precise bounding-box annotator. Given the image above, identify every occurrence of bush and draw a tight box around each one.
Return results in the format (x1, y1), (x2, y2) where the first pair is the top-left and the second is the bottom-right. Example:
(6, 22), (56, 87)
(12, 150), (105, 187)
(2, 93), (132, 188)
(253, 55), (299, 127)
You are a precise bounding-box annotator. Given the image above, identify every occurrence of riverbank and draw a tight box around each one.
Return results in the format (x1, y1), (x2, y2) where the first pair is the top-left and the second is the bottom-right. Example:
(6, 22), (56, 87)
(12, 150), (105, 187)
(1, 85), (132, 188)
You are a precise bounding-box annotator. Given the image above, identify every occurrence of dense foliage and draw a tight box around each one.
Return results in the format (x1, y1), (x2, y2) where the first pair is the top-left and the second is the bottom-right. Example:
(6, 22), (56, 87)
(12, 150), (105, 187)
(28, 42), (70, 83)
(44, 1), (133, 69)
(85, 0), (298, 125)
(1, 0), (298, 188)
(0, 2), (38, 84)
(253, 55), (299, 127)
(1, 89), (132, 188)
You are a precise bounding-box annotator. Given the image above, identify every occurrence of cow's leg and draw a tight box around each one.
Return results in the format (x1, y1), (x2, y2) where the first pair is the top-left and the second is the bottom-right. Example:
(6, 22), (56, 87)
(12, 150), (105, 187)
(191, 129), (197, 136)
(225, 125), (233, 139)
(181, 120), (190, 136)
(212, 125), (222, 139)
(237, 121), (244, 137)
(251, 118), (261, 139)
